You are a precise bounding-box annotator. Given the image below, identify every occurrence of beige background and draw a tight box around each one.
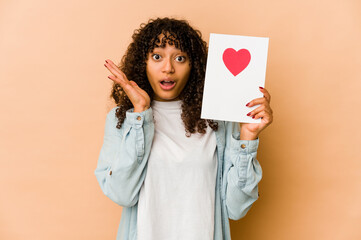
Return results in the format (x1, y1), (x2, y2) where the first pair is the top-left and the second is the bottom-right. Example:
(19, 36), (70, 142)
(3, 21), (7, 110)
(1, 0), (360, 239)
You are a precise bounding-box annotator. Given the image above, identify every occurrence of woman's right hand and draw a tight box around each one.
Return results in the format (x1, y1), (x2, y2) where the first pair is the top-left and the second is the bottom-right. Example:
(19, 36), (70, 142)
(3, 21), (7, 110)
(104, 59), (150, 113)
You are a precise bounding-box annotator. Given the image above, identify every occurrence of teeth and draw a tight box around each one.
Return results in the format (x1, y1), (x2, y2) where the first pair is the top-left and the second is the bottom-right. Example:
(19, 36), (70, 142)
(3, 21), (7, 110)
(161, 81), (174, 84)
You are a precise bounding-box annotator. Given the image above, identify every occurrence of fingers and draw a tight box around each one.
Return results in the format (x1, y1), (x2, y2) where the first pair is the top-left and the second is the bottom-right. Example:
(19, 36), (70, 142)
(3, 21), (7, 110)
(246, 97), (268, 107)
(104, 59), (121, 77)
(104, 60), (151, 109)
(129, 81), (145, 94)
(246, 87), (271, 107)
(104, 59), (129, 86)
(245, 87), (271, 108)
(128, 81), (145, 95)
(247, 105), (273, 122)
(252, 109), (273, 124)
(259, 87), (271, 103)
(247, 101), (273, 118)
(247, 104), (268, 117)
(240, 88), (274, 122)
(129, 80), (140, 89)
(104, 60), (139, 102)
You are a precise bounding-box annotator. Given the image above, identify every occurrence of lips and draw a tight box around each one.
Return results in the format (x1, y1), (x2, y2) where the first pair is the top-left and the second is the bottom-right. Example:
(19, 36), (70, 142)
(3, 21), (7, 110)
(159, 79), (176, 90)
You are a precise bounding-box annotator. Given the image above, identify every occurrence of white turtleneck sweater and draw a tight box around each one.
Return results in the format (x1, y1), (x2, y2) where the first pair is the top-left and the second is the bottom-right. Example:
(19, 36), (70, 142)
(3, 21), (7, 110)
(137, 100), (218, 240)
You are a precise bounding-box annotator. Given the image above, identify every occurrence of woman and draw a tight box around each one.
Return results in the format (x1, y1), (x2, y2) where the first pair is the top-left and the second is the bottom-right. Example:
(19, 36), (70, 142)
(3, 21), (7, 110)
(95, 17), (273, 240)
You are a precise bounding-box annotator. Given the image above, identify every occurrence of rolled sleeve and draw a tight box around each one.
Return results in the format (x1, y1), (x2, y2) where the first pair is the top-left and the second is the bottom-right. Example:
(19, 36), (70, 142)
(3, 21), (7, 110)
(95, 107), (155, 207)
(224, 122), (263, 220)
(124, 108), (154, 127)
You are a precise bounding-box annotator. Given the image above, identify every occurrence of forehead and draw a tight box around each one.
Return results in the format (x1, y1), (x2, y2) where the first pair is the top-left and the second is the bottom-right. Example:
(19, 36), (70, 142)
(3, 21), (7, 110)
(150, 32), (183, 52)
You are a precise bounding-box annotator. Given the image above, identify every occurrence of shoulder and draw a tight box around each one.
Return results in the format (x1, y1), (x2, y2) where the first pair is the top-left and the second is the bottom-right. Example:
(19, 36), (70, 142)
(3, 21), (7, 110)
(103, 107), (122, 135)
(106, 106), (118, 118)
(105, 107), (120, 127)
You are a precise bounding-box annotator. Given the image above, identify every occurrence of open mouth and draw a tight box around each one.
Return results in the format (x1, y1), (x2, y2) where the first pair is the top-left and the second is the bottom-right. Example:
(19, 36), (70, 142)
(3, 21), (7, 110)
(160, 80), (176, 90)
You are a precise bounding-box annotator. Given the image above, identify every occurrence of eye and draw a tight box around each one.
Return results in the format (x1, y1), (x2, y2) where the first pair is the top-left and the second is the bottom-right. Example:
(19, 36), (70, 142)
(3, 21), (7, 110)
(175, 56), (186, 62)
(151, 54), (161, 60)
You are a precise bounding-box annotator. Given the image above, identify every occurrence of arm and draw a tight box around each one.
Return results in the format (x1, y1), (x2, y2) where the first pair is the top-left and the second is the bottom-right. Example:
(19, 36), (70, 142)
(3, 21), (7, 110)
(94, 107), (154, 207)
(224, 87), (272, 220)
(224, 122), (262, 220)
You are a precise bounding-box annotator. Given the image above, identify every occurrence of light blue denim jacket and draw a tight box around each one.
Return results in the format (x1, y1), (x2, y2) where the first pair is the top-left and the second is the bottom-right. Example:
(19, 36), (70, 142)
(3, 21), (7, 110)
(95, 106), (262, 240)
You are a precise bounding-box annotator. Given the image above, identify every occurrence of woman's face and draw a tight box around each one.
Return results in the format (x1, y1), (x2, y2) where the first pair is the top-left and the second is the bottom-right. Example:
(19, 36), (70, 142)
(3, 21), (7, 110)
(146, 40), (191, 102)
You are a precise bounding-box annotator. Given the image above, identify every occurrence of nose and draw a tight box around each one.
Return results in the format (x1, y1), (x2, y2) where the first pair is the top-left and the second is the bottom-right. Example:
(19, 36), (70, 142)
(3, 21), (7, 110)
(162, 58), (174, 73)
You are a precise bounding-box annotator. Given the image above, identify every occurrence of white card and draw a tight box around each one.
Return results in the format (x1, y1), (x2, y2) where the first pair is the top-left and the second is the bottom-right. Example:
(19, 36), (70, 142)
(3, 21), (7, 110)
(201, 33), (269, 123)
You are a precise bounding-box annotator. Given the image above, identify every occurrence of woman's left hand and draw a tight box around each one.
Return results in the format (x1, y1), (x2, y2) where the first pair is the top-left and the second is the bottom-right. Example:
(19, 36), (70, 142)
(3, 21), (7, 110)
(239, 87), (273, 140)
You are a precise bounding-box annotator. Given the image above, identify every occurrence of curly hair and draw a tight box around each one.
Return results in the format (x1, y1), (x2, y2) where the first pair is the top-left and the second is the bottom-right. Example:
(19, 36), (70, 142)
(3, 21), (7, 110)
(110, 17), (218, 136)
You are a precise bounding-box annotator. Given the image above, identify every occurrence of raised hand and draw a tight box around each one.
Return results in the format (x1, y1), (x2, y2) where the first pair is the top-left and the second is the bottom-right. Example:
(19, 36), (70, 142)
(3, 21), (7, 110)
(239, 87), (273, 140)
(104, 59), (150, 113)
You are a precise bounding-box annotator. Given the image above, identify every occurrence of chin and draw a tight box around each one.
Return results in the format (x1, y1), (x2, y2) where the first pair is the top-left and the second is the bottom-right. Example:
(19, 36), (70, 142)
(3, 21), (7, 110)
(154, 92), (181, 101)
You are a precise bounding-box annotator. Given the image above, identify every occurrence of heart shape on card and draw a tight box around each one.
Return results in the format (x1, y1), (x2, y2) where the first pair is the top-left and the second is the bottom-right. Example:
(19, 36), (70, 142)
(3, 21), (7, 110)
(222, 48), (251, 76)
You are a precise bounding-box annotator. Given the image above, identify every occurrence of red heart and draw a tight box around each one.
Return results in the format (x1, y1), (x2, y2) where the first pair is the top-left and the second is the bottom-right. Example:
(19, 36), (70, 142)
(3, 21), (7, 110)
(222, 48), (251, 76)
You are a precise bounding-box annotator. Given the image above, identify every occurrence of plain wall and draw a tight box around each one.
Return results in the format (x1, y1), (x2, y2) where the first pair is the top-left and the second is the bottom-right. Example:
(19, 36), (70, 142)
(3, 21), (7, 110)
(1, 0), (360, 239)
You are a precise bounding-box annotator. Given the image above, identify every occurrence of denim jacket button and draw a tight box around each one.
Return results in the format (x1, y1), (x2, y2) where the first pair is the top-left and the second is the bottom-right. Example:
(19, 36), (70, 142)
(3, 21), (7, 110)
(136, 116), (142, 121)
(241, 144), (246, 149)
(109, 170), (112, 176)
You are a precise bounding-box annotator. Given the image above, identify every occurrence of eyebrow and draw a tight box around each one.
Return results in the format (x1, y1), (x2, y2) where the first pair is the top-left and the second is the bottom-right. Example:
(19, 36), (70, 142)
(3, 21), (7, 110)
(151, 48), (187, 55)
